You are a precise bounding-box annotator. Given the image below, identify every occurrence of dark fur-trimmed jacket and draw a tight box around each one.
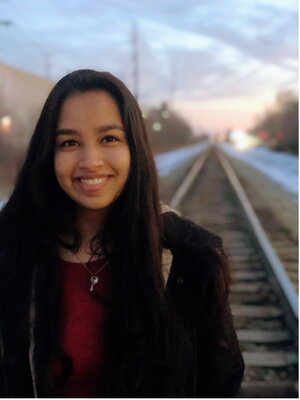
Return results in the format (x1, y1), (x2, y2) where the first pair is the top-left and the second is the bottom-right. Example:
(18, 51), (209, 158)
(0, 211), (244, 397)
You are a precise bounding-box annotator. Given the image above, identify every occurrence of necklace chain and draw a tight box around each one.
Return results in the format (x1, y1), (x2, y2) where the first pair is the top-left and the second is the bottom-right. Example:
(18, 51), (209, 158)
(74, 249), (109, 292)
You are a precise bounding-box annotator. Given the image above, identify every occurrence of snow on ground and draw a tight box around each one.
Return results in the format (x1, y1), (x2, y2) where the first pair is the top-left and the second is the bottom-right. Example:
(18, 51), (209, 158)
(219, 142), (298, 197)
(155, 142), (209, 177)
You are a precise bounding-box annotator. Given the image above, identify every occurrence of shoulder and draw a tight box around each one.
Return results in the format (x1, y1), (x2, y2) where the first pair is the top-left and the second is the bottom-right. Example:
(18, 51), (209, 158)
(162, 211), (226, 283)
(162, 211), (222, 253)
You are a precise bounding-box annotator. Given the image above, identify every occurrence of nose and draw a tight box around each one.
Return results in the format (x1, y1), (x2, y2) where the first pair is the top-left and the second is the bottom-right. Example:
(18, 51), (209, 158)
(78, 145), (105, 169)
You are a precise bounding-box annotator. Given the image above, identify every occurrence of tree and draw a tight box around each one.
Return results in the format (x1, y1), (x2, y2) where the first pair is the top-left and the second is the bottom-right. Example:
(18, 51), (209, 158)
(251, 91), (298, 154)
(144, 103), (195, 153)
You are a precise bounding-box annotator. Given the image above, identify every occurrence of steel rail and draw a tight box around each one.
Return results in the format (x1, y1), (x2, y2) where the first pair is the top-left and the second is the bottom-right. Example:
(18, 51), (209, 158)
(169, 147), (211, 209)
(215, 145), (298, 318)
(169, 142), (298, 318)
(168, 145), (297, 396)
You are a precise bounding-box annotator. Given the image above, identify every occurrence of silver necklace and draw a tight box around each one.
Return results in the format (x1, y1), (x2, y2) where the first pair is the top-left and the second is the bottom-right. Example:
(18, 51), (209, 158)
(74, 252), (109, 292)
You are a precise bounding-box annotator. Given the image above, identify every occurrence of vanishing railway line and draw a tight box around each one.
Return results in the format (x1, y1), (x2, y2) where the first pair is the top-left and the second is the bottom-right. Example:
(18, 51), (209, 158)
(167, 146), (298, 398)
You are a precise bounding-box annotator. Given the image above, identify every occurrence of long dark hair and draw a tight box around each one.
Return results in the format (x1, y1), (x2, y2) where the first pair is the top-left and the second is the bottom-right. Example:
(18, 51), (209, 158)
(0, 70), (186, 396)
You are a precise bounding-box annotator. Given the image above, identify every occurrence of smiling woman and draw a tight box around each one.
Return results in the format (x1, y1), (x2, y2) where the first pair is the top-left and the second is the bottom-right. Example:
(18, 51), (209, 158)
(54, 91), (130, 213)
(0, 69), (244, 398)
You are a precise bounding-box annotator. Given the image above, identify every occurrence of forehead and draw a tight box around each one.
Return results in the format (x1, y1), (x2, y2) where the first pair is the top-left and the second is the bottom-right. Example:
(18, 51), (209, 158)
(58, 90), (122, 127)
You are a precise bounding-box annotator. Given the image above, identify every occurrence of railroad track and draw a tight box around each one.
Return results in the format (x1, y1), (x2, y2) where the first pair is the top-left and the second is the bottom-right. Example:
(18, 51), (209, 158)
(166, 145), (298, 398)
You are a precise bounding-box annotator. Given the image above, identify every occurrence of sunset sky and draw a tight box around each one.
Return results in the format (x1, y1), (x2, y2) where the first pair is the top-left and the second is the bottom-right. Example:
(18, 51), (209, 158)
(0, 0), (297, 134)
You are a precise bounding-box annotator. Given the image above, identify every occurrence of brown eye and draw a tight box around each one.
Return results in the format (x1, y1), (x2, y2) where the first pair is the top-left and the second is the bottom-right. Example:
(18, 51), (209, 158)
(102, 135), (119, 143)
(60, 139), (79, 147)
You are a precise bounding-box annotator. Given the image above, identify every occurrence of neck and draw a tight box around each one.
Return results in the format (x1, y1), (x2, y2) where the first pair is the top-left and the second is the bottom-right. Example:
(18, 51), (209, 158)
(58, 207), (108, 262)
(76, 207), (108, 251)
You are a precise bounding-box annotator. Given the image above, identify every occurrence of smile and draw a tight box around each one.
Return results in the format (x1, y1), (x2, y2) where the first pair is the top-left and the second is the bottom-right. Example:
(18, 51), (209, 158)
(75, 175), (111, 192)
(79, 176), (108, 185)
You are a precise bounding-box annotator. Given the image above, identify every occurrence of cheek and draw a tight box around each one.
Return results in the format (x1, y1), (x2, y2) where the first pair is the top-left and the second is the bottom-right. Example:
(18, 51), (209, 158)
(54, 153), (70, 183)
(111, 148), (131, 177)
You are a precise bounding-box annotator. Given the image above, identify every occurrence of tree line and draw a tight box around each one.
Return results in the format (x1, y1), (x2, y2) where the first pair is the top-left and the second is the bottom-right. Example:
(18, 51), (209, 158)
(250, 91), (298, 154)
(144, 102), (203, 154)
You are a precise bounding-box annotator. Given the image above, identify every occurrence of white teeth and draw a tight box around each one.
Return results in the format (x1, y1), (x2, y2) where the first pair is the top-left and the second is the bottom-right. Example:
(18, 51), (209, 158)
(80, 177), (108, 185)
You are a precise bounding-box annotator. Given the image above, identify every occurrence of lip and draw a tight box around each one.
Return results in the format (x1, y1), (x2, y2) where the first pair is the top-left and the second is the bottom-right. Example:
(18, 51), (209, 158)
(74, 175), (111, 192)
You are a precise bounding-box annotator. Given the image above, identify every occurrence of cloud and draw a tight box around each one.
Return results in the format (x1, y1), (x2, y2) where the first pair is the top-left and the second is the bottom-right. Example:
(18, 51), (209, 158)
(0, 0), (297, 131)
(145, 0), (297, 66)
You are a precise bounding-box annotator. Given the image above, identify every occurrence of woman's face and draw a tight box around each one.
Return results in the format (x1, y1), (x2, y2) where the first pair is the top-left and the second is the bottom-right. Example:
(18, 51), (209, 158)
(54, 90), (131, 214)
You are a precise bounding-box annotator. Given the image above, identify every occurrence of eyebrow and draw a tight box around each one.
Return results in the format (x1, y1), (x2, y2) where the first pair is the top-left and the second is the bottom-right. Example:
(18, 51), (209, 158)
(56, 123), (124, 136)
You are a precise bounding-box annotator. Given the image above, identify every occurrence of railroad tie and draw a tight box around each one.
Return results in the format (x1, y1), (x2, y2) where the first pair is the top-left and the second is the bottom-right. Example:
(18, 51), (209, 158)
(233, 271), (266, 280)
(240, 381), (298, 398)
(236, 329), (291, 343)
(230, 261), (262, 270)
(230, 282), (267, 293)
(230, 254), (260, 263)
(243, 351), (298, 367)
(231, 304), (282, 318)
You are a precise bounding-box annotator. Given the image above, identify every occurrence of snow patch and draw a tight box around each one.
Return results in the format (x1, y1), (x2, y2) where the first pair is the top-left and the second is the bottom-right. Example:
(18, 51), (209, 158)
(155, 142), (209, 177)
(219, 143), (298, 198)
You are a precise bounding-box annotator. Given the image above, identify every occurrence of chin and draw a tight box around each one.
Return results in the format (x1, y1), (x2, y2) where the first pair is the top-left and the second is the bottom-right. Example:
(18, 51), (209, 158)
(76, 199), (112, 212)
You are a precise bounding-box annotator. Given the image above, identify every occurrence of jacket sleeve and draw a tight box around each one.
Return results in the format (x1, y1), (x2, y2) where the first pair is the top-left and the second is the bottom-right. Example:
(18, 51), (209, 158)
(162, 212), (244, 396)
(195, 246), (244, 397)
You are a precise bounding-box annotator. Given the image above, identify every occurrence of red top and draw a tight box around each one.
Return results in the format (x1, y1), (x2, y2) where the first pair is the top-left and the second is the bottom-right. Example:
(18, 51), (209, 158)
(54, 257), (112, 398)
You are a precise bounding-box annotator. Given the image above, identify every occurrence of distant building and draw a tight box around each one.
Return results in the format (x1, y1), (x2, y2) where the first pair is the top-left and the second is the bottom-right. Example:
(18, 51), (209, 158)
(0, 61), (54, 149)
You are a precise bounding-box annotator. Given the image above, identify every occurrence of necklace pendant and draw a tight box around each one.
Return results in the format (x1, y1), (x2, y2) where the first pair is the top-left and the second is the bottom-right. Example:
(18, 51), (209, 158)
(90, 275), (99, 291)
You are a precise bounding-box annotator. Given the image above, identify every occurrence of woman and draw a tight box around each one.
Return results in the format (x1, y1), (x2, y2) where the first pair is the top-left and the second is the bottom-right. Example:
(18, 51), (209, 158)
(0, 70), (244, 397)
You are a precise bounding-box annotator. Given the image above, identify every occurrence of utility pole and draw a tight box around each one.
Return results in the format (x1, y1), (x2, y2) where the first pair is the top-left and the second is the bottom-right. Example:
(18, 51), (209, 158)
(132, 22), (139, 101)
(169, 61), (177, 105)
